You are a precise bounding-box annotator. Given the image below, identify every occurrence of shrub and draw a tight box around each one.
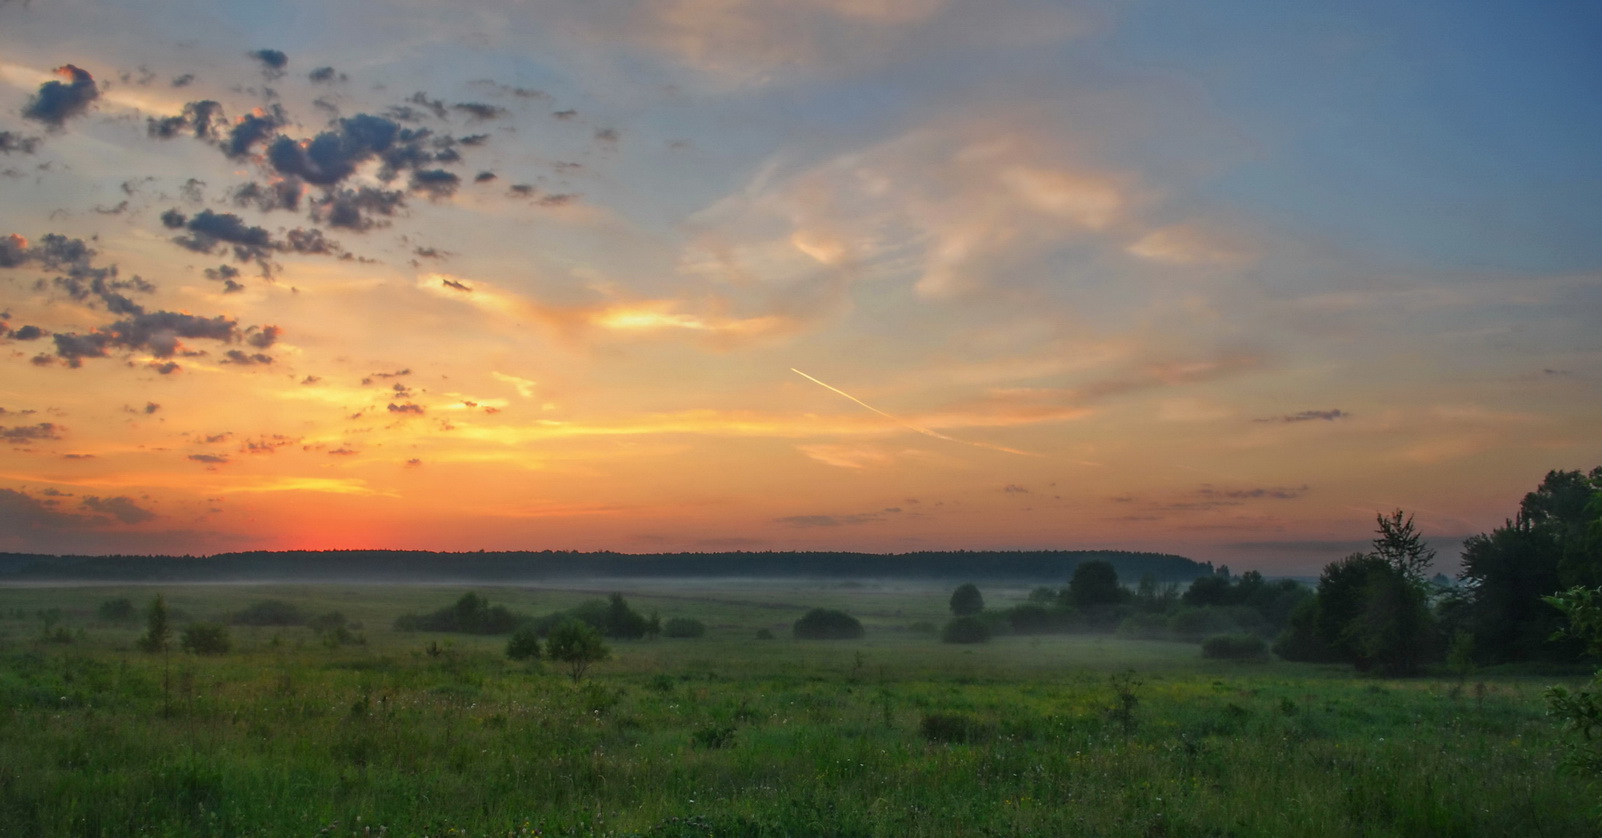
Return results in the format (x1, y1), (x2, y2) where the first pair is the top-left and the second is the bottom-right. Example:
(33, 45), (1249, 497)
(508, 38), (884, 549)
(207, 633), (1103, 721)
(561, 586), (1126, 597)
(394, 592), (523, 634)
(793, 608), (864, 640)
(180, 622), (232, 655)
(691, 724), (737, 749)
(1005, 603), (1081, 635)
(1201, 633), (1269, 660)
(1167, 607), (1238, 641)
(231, 599), (306, 626)
(603, 593), (650, 639)
(662, 617), (706, 638)
(505, 626), (542, 660)
(941, 616), (991, 644)
(97, 597), (136, 622)
(754, 628), (775, 640)
(546, 619), (610, 682)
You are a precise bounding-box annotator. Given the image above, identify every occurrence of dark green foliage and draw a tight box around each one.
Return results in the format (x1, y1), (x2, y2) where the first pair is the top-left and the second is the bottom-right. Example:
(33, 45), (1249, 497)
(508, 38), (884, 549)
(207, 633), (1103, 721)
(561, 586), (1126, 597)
(948, 582), (984, 616)
(792, 608), (864, 640)
(1107, 670), (1140, 737)
(1003, 602), (1081, 634)
(662, 617), (706, 638)
(1545, 586), (1602, 775)
(604, 593), (650, 639)
(919, 712), (994, 744)
(306, 611), (348, 633)
(691, 724), (737, 749)
(504, 626), (541, 660)
(754, 628), (775, 640)
(545, 618), (609, 682)
(1069, 560), (1125, 608)
(96, 597), (136, 621)
(231, 599), (306, 626)
(393, 592), (523, 634)
(940, 615), (990, 644)
(136, 594), (170, 653)
(179, 622), (231, 655)
(1201, 633), (1268, 660)
(1288, 549), (1435, 675)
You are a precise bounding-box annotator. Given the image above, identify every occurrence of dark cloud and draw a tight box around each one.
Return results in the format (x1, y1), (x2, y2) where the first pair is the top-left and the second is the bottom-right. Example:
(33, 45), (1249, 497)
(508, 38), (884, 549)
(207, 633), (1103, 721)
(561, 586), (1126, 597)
(49, 310), (249, 368)
(281, 227), (341, 255)
(171, 73), (195, 88)
(440, 278), (471, 292)
(474, 171), (496, 183)
(224, 105), (286, 158)
(188, 453), (229, 464)
(250, 49), (288, 73)
(1258, 409), (1349, 423)
(11, 325), (45, 340)
(387, 403), (424, 414)
(172, 210), (273, 264)
(0, 488), (91, 531)
(230, 178), (303, 212)
(80, 495), (156, 524)
(553, 109), (577, 120)
(1002, 484), (1031, 494)
(160, 208), (187, 228)
(143, 402), (161, 414)
(539, 193), (577, 207)
(267, 113), (404, 186)
(412, 246), (448, 260)
(147, 100), (225, 140)
(23, 64), (100, 127)
(222, 349), (273, 365)
(5, 233), (154, 314)
(0, 132), (41, 154)
(595, 128), (619, 143)
(459, 134), (490, 147)
(1, 422), (63, 443)
(452, 102), (506, 121)
(311, 186), (406, 230)
(151, 361), (181, 375)
(245, 325), (281, 348)
(0, 233), (27, 266)
(508, 184), (536, 197)
(406, 91), (448, 119)
(366, 368), (410, 380)
(308, 66), (342, 83)
(409, 168), (460, 199)
(1196, 484), (1310, 501)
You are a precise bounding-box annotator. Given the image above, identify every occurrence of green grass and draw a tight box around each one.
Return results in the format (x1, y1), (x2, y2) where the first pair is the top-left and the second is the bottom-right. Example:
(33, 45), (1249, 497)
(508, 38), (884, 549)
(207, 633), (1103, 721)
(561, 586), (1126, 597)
(0, 582), (1592, 836)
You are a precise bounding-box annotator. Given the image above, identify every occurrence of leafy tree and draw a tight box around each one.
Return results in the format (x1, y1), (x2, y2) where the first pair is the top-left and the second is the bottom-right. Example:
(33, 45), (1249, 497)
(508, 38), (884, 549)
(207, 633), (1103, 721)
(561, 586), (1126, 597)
(941, 615), (991, 644)
(505, 626), (542, 660)
(394, 592), (523, 634)
(793, 608), (864, 640)
(136, 594), (170, 653)
(180, 622), (232, 655)
(545, 619), (609, 682)
(949, 582), (984, 616)
(1068, 560), (1124, 608)
(1545, 586), (1602, 776)
(1373, 509), (1436, 585)
(603, 593), (649, 639)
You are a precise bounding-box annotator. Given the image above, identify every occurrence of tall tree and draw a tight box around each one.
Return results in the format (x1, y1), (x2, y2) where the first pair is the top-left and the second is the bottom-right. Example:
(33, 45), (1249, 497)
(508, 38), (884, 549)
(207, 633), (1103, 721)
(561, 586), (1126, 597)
(1372, 509), (1435, 585)
(949, 583), (984, 616)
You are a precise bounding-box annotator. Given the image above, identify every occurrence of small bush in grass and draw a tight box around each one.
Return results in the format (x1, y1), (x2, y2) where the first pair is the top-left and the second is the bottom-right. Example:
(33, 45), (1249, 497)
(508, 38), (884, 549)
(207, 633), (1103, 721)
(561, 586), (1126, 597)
(231, 599), (306, 626)
(1201, 633), (1269, 660)
(662, 617), (706, 638)
(505, 626), (541, 660)
(97, 597), (136, 622)
(941, 615), (991, 644)
(691, 723), (737, 749)
(920, 712), (994, 744)
(754, 628), (775, 640)
(180, 622), (231, 655)
(793, 608), (864, 640)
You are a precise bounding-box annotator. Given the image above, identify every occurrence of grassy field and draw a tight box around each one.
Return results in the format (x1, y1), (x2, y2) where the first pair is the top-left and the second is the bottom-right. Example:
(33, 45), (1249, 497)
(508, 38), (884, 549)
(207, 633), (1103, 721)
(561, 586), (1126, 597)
(0, 580), (1592, 837)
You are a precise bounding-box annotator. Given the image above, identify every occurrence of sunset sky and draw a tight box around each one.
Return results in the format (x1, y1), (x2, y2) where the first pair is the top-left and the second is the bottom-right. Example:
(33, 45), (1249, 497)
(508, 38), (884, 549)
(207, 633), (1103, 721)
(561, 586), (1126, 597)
(2, 1), (1599, 573)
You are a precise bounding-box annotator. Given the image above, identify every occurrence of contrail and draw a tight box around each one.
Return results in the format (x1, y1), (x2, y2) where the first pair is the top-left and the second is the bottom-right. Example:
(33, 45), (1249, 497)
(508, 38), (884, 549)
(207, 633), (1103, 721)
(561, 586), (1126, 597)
(790, 368), (1036, 457)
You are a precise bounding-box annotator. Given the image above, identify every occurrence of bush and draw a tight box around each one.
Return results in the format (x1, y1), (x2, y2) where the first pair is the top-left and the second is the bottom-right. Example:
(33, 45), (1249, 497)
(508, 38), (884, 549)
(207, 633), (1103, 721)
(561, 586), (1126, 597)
(546, 619), (610, 682)
(793, 608), (864, 640)
(1005, 603), (1081, 635)
(1201, 633), (1269, 660)
(97, 598), (136, 622)
(394, 592), (524, 634)
(941, 615), (991, 644)
(232, 599), (306, 626)
(1167, 607), (1238, 641)
(662, 617), (706, 638)
(180, 622), (232, 655)
(949, 583), (984, 616)
(505, 626), (542, 660)
(754, 628), (775, 640)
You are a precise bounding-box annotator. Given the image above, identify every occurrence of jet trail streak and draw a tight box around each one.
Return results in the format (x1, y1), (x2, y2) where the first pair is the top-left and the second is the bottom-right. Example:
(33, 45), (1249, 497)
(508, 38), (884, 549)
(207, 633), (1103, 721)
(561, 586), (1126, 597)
(790, 368), (1035, 456)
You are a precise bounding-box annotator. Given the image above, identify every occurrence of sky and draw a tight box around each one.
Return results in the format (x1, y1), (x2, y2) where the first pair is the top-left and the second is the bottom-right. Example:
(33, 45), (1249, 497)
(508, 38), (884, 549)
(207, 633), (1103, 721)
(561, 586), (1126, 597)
(0, 0), (1598, 574)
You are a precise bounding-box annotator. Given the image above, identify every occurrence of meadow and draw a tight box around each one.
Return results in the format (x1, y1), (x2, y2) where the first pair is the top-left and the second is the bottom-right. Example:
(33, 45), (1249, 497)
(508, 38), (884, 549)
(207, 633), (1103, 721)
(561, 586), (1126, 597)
(0, 580), (1591, 837)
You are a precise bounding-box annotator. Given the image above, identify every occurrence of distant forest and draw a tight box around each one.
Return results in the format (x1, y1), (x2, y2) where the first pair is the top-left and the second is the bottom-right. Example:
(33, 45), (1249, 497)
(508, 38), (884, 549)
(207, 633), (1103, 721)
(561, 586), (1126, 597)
(0, 549), (1214, 584)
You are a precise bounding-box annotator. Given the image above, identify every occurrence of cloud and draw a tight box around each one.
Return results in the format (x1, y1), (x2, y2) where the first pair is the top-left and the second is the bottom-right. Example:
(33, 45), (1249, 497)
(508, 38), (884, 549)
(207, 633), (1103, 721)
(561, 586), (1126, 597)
(2, 422), (63, 443)
(410, 168), (461, 199)
(23, 64), (100, 127)
(224, 106), (286, 158)
(147, 99), (225, 140)
(0, 131), (41, 154)
(312, 186), (407, 231)
(773, 512), (888, 528)
(452, 102), (506, 121)
(1258, 409), (1350, 423)
(230, 179), (303, 212)
(0, 487), (91, 531)
(80, 495), (157, 524)
(188, 453), (229, 464)
(1196, 484), (1310, 501)
(249, 48), (288, 75)
(171, 210), (273, 262)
